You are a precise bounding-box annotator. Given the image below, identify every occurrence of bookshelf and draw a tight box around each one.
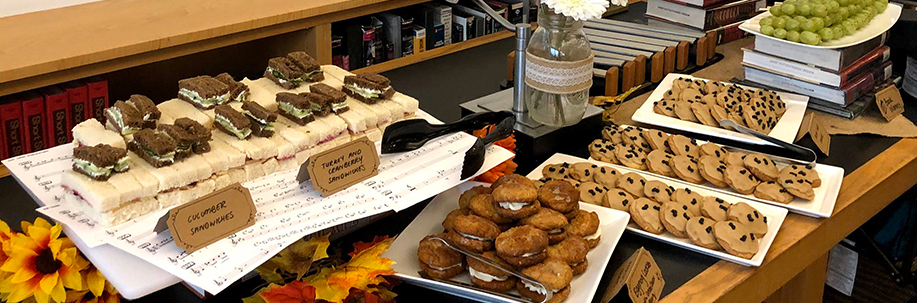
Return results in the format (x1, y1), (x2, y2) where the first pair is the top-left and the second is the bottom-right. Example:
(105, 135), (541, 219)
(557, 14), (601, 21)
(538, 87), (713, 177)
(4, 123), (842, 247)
(354, 29), (517, 74)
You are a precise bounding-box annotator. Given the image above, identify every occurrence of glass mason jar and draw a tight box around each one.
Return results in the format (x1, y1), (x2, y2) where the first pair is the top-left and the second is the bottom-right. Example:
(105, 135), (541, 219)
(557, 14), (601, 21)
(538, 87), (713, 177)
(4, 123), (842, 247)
(524, 4), (594, 127)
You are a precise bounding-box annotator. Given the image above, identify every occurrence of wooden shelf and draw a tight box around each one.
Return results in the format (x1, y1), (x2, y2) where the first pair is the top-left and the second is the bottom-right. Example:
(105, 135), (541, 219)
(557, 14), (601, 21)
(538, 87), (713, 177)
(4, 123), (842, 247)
(354, 29), (516, 74)
(0, 164), (8, 178)
(0, 0), (430, 96)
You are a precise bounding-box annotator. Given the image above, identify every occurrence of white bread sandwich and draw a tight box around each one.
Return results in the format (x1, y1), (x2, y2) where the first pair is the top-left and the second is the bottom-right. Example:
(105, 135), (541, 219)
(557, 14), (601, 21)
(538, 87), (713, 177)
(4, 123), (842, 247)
(209, 139), (246, 168)
(157, 99), (213, 129)
(72, 119), (128, 149)
(60, 170), (121, 212)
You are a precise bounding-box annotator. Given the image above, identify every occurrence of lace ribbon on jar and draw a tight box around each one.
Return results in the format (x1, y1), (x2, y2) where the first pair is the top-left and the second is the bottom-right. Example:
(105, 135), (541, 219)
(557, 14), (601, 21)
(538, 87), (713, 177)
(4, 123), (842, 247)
(524, 51), (594, 95)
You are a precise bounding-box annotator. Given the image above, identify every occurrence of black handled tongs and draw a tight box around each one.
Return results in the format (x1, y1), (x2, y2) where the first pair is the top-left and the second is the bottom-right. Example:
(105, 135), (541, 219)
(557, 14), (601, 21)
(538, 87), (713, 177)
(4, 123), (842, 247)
(719, 119), (818, 165)
(381, 111), (515, 154)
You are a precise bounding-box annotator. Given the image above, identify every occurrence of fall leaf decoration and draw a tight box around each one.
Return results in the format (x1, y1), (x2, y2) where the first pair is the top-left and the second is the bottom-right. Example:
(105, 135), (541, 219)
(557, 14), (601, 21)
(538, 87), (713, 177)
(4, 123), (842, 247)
(256, 236), (331, 283)
(472, 125), (517, 183)
(306, 237), (395, 302)
(245, 236), (397, 303)
(348, 236), (388, 257)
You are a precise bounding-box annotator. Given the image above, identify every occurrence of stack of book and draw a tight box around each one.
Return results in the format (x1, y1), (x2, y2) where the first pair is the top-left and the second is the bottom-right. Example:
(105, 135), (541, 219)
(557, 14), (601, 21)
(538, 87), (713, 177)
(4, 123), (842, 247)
(742, 33), (894, 118)
(645, 0), (765, 44)
(0, 78), (109, 160)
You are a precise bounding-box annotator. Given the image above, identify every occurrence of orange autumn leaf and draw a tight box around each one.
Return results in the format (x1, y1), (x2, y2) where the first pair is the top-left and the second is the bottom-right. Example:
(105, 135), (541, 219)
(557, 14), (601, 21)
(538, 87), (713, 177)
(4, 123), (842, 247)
(306, 238), (396, 302)
(472, 126), (517, 183)
(259, 281), (316, 303)
(349, 235), (389, 257)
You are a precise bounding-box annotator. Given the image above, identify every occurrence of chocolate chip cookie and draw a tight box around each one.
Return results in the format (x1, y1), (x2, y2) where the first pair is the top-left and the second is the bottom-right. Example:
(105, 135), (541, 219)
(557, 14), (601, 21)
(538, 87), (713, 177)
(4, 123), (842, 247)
(643, 180), (674, 203)
(754, 181), (794, 204)
(660, 202), (694, 238)
(666, 135), (699, 158)
(646, 150), (677, 178)
(671, 155), (705, 184)
(723, 165), (760, 195)
(630, 198), (664, 234)
(743, 154), (779, 182)
(641, 129), (670, 151)
(578, 181), (608, 205)
(603, 188), (634, 212)
(713, 220), (760, 259)
(617, 172), (646, 198)
(701, 196), (730, 221)
(686, 217), (721, 250)
(697, 155), (729, 188)
(593, 166), (620, 188)
(727, 202), (768, 237)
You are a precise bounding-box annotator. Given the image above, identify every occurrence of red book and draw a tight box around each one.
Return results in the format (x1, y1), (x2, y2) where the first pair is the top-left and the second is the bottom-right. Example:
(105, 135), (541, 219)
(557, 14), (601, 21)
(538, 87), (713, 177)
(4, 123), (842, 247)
(41, 86), (71, 147)
(0, 98), (25, 159)
(86, 77), (109, 124)
(20, 92), (47, 153)
(63, 81), (89, 141)
(836, 45), (891, 87)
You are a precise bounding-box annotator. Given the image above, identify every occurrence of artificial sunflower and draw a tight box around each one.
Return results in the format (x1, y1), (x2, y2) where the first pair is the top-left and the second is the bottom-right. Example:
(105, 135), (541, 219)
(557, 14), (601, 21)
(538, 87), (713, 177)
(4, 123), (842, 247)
(0, 218), (87, 303)
(65, 267), (119, 303)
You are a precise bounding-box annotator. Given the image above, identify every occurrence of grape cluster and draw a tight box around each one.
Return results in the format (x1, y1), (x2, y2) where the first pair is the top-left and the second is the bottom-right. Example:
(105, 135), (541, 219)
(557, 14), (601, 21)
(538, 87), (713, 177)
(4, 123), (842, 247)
(759, 0), (888, 45)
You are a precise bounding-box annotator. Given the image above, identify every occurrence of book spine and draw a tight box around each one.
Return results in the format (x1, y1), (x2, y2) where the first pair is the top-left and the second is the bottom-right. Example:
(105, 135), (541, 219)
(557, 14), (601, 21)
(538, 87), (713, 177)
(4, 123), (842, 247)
(838, 45), (891, 85)
(645, 0), (706, 30)
(43, 89), (70, 147)
(743, 50), (843, 87)
(371, 18), (386, 63)
(331, 35), (349, 71)
(86, 78), (109, 124)
(703, 0), (765, 31)
(66, 83), (88, 141)
(429, 5), (452, 46)
(466, 16), (476, 40)
(0, 101), (24, 159)
(361, 24), (377, 66)
(839, 61), (893, 104)
(344, 23), (364, 70)
(401, 17), (414, 57)
(413, 26), (426, 53)
(744, 66), (847, 104)
(433, 23), (445, 48)
(755, 32), (887, 72)
(709, 20), (751, 45)
(453, 21), (464, 43)
(21, 95), (46, 153)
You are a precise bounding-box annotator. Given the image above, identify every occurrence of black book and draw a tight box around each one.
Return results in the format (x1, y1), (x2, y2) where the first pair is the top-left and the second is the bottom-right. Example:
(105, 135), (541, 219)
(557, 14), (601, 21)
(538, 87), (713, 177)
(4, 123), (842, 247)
(400, 14), (415, 57)
(343, 22), (365, 70)
(410, 6), (438, 50)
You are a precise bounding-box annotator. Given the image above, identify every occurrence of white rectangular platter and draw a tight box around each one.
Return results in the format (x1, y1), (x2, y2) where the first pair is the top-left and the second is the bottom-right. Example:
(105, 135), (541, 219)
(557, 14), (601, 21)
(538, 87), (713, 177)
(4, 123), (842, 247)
(739, 4), (902, 49)
(631, 73), (809, 146)
(383, 181), (630, 303)
(529, 153), (789, 267)
(603, 125), (844, 218)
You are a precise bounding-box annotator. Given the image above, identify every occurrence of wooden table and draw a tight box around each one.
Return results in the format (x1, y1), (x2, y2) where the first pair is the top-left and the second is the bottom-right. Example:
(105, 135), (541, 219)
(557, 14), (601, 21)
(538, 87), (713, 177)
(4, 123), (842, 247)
(608, 36), (917, 303)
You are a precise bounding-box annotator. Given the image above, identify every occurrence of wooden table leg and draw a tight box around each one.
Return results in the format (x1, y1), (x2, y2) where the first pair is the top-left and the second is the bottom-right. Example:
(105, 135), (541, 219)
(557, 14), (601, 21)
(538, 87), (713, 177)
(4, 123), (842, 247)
(763, 253), (830, 303)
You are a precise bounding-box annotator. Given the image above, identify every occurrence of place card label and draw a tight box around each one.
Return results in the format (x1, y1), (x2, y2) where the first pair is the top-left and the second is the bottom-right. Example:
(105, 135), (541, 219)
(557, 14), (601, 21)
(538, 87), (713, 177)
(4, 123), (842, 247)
(876, 85), (904, 122)
(796, 112), (830, 156)
(306, 136), (379, 196)
(166, 183), (256, 253)
(602, 247), (664, 303)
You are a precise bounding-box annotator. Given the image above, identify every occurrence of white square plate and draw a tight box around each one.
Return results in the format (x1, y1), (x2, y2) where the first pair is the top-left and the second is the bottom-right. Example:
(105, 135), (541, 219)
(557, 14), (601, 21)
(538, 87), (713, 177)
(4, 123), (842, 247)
(632, 74), (809, 146)
(383, 182), (631, 303)
(598, 125), (843, 218)
(529, 153), (789, 267)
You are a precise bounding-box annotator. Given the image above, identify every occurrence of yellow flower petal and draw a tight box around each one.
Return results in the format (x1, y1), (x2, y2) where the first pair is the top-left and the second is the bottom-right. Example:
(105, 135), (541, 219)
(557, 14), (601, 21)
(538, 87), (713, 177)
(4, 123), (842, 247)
(86, 269), (105, 297)
(11, 267), (38, 284)
(65, 290), (88, 303)
(50, 280), (66, 303)
(48, 225), (62, 243)
(27, 226), (51, 248)
(33, 287), (50, 303)
(1, 254), (30, 273)
(33, 218), (52, 231)
(48, 241), (62, 257)
(39, 272), (59, 295)
(60, 267), (82, 290)
(7, 277), (39, 302)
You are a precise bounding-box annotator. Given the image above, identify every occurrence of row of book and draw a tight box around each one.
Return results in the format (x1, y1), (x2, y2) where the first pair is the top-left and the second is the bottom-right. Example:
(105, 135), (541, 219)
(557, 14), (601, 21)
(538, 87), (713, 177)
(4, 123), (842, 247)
(331, 0), (534, 71)
(0, 78), (109, 160)
(742, 32), (893, 118)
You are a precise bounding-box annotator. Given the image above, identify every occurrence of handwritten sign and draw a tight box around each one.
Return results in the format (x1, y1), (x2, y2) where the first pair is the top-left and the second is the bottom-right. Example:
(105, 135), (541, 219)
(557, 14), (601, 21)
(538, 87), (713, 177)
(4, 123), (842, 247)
(602, 247), (664, 303)
(306, 136), (380, 196)
(875, 85), (904, 122)
(166, 183), (256, 253)
(796, 113), (831, 156)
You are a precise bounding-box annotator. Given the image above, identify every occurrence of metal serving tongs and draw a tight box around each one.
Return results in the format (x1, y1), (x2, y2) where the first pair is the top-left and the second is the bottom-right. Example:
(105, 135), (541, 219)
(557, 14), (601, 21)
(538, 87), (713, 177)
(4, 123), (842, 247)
(381, 111), (515, 154)
(426, 237), (553, 303)
(719, 119), (818, 165)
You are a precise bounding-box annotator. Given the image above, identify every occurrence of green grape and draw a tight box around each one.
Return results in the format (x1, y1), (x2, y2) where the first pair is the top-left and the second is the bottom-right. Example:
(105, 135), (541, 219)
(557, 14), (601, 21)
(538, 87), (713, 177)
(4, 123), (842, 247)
(838, 7), (849, 17)
(854, 15), (868, 28)
(773, 17), (787, 29)
(785, 18), (801, 31)
(760, 16), (775, 27)
(800, 31), (822, 45)
(864, 6), (877, 18)
(785, 0), (798, 6)
(874, 1), (887, 12)
(761, 24), (776, 35)
(842, 20), (857, 34)
(813, 4), (828, 16)
(825, 14), (836, 27)
(798, 0), (811, 5)
(786, 30), (801, 42)
(794, 15), (808, 23)
(801, 19), (816, 31)
(812, 17), (826, 30)
(830, 24), (846, 37)
(798, 3), (813, 15)
(770, 5), (784, 16)
(782, 3), (797, 15)
(818, 27), (835, 40)
(774, 28), (788, 39)
(827, 1), (840, 12)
